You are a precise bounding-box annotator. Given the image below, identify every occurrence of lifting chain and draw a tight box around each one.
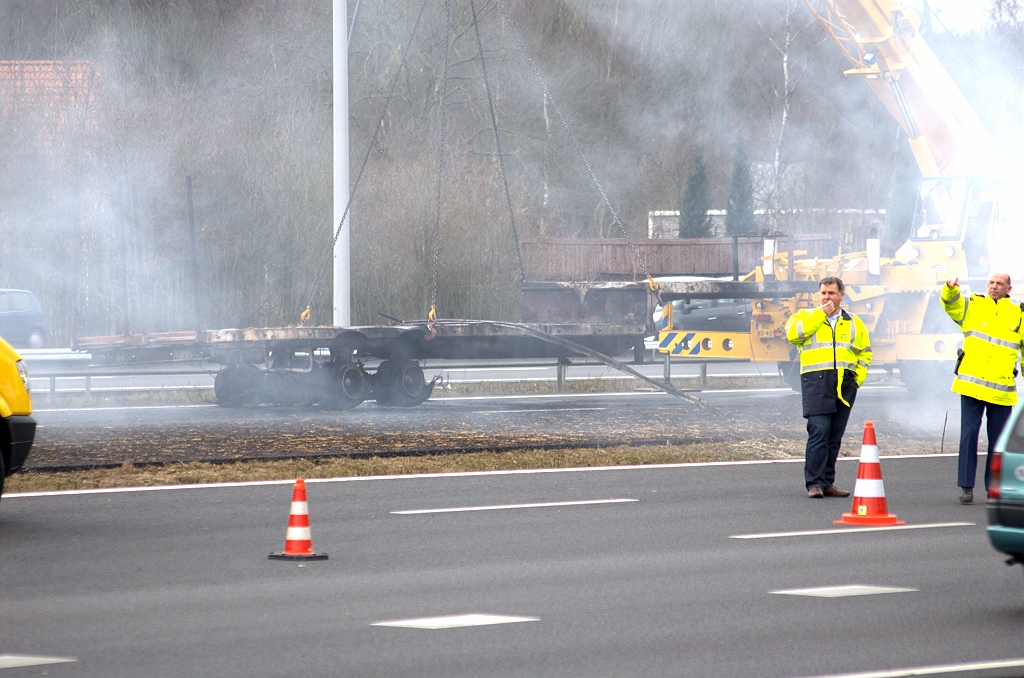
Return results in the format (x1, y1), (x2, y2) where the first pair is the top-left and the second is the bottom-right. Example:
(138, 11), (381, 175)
(301, 0), (431, 327)
(471, 0), (527, 284)
(427, 0), (454, 341)
(493, 0), (661, 303)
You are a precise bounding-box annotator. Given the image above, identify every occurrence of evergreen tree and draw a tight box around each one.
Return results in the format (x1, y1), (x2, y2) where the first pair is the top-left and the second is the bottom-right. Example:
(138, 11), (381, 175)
(679, 152), (712, 238)
(725, 143), (755, 236)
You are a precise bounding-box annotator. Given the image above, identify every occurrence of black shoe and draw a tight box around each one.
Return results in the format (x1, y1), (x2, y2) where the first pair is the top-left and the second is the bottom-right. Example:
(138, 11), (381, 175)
(807, 487), (824, 498)
(823, 485), (850, 498)
(959, 487), (973, 504)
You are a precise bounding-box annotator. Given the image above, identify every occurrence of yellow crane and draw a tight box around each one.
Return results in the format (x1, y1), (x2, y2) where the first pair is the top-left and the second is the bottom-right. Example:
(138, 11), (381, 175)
(658, 0), (1023, 391)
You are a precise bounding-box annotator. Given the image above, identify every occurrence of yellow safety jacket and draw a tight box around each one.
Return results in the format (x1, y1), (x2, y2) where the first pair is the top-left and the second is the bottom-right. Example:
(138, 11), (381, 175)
(786, 308), (872, 415)
(941, 285), (1024, 406)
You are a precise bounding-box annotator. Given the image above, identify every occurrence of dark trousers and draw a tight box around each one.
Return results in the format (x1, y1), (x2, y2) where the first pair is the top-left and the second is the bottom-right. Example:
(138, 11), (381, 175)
(805, 402), (853, 490)
(958, 395), (1012, 490)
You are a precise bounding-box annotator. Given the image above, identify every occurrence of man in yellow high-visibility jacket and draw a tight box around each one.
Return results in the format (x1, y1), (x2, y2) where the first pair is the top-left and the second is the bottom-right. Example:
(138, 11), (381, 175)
(942, 272), (1024, 503)
(786, 276), (872, 498)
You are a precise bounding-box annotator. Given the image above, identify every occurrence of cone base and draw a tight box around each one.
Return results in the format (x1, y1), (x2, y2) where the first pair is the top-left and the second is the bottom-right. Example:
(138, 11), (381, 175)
(833, 514), (905, 526)
(269, 552), (329, 561)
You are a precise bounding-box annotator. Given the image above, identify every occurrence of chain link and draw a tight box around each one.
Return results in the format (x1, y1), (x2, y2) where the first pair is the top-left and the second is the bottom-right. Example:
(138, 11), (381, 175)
(493, 0), (654, 288)
(471, 0), (527, 283)
(430, 0), (453, 320)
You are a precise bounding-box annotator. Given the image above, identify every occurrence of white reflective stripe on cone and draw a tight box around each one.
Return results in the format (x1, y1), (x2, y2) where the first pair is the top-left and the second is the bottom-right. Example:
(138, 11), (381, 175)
(286, 527), (312, 541)
(858, 445), (879, 463)
(852, 478), (885, 498)
(289, 502), (309, 515)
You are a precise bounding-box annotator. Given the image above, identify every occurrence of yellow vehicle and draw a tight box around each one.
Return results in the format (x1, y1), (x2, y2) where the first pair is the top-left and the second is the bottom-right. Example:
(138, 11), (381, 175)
(0, 336), (34, 499)
(659, 1), (1023, 391)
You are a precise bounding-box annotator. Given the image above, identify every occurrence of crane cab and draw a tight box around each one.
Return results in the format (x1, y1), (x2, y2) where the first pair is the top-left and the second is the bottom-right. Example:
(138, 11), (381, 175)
(895, 177), (1022, 283)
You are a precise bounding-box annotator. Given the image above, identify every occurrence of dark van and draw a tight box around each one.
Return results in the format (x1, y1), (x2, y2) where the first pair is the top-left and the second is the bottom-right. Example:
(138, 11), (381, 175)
(0, 290), (46, 349)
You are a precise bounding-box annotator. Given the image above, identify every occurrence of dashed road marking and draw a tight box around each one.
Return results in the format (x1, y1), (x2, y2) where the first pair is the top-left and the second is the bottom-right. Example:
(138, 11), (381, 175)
(471, 407), (606, 414)
(0, 654), (77, 669)
(371, 614), (538, 629)
(730, 522), (973, 539)
(392, 498), (637, 515)
(771, 584), (917, 598)
(794, 657), (1024, 677)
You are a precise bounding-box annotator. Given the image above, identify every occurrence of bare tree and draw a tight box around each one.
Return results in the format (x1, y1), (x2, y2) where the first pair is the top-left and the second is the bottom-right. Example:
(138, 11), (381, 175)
(756, 0), (822, 232)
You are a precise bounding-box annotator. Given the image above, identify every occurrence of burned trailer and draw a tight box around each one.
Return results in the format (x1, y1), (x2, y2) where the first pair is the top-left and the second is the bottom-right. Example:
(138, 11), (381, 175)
(74, 281), (660, 409)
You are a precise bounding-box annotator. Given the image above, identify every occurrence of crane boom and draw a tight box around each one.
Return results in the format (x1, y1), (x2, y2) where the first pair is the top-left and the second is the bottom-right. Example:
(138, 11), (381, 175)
(803, 0), (1009, 179)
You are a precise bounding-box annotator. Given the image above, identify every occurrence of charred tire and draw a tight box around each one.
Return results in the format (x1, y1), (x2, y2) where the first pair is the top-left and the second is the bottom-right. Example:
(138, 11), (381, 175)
(214, 365), (264, 407)
(321, 364), (368, 411)
(372, 360), (435, 408)
(778, 362), (802, 392)
(27, 329), (46, 349)
(898, 360), (955, 395)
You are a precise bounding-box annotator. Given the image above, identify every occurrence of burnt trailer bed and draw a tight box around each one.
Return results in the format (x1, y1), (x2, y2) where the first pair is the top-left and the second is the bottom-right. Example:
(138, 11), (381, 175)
(73, 282), (660, 409)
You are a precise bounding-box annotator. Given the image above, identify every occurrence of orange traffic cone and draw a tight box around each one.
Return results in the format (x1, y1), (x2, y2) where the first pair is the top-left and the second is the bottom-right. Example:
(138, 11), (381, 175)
(269, 479), (329, 561)
(834, 422), (905, 526)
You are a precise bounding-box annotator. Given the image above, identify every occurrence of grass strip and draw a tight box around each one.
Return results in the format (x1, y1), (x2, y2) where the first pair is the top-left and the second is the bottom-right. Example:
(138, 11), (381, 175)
(7, 441), (801, 493)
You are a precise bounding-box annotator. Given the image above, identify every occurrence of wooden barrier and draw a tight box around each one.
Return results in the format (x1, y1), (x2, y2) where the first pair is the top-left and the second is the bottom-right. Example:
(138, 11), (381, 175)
(521, 235), (837, 281)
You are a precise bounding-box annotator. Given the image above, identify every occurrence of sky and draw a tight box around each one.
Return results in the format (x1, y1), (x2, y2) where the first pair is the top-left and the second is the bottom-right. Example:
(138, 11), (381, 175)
(926, 0), (992, 32)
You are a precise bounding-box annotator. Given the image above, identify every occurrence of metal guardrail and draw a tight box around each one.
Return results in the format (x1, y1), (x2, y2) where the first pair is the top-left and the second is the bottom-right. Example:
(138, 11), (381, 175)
(20, 349), (774, 401)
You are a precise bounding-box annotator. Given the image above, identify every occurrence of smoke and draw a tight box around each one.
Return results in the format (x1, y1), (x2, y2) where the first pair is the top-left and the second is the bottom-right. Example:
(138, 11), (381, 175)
(1, 0), (1023, 348)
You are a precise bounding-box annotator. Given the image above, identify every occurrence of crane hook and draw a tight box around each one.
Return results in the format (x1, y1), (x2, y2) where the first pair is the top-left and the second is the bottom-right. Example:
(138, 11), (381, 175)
(647, 275), (663, 305)
(299, 305), (311, 327)
(426, 305), (438, 340)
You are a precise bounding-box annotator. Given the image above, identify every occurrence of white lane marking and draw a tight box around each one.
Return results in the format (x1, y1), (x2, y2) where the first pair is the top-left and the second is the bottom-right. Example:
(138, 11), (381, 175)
(0, 654), (77, 669)
(7, 455), (957, 499)
(435, 391), (673, 401)
(731, 522), (974, 539)
(471, 407), (606, 414)
(35, 403), (215, 413)
(371, 614), (537, 629)
(771, 585), (917, 598)
(794, 657), (1024, 678)
(392, 498), (637, 515)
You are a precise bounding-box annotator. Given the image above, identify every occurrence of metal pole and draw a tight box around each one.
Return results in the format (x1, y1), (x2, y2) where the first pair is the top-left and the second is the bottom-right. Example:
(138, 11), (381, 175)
(700, 362), (707, 390)
(663, 352), (671, 383)
(348, 0), (362, 46)
(731, 235), (739, 281)
(788, 235), (794, 281)
(117, 182), (129, 336)
(70, 191), (81, 343)
(131, 184), (145, 333)
(185, 175), (202, 333)
(334, 0), (351, 326)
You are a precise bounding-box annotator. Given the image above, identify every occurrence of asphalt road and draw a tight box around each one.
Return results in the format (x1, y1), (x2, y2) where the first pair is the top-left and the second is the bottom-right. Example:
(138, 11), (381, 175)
(2, 455), (1022, 677)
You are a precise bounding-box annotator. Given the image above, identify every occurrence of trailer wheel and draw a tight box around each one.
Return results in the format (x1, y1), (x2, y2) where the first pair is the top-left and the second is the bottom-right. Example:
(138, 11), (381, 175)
(898, 360), (954, 395)
(373, 360), (435, 407)
(399, 363), (426, 399)
(214, 365), (263, 407)
(777, 362), (801, 392)
(321, 364), (368, 411)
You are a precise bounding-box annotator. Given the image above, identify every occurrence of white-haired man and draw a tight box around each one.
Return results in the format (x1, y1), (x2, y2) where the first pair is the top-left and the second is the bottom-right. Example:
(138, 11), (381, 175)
(942, 272), (1024, 503)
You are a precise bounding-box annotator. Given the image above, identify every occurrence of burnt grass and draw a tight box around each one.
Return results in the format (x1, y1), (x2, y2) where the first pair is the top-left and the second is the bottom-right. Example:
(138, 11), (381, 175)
(24, 385), (951, 474)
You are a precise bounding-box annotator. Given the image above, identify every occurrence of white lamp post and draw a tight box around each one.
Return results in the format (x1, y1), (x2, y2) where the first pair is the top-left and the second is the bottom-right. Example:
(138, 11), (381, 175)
(333, 0), (350, 326)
